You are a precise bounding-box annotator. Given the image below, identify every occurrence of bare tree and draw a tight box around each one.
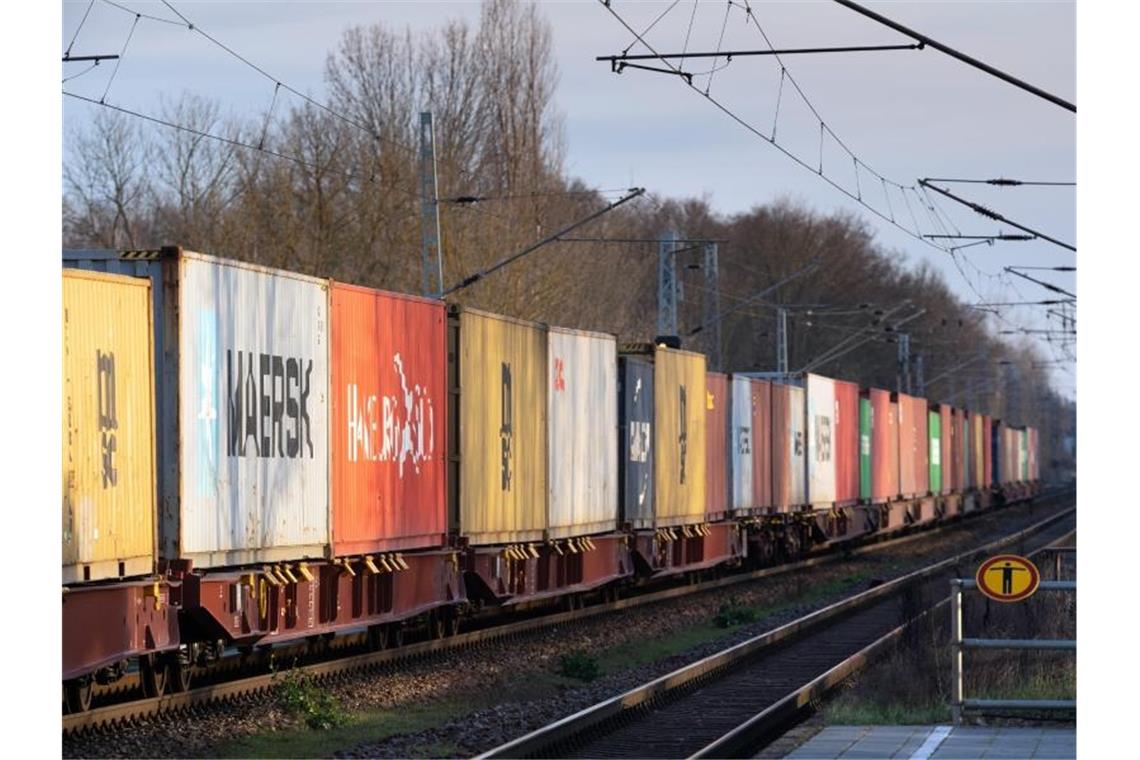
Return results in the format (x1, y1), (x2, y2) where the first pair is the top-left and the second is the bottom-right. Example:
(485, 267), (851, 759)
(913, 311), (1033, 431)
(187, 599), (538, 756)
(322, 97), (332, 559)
(64, 108), (154, 248)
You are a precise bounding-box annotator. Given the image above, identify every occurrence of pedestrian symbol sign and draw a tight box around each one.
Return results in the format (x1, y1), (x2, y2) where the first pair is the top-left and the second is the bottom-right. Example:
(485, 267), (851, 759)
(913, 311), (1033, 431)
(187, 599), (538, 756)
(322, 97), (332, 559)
(976, 554), (1040, 602)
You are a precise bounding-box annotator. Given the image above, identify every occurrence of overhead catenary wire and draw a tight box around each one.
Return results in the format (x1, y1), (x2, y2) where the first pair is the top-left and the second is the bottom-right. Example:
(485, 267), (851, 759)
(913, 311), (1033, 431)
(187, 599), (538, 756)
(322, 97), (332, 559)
(828, 0), (1076, 113)
(62, 91), (405, 195)
(920, 180), (1075, 253)
(64, 0), (97, 59)
(596, 0), (946, 256)
(100, 11), (140, 103)
(924, 178), (1075, 188)
(605, 0), (1049, 348)
(442, 188), (646, 296)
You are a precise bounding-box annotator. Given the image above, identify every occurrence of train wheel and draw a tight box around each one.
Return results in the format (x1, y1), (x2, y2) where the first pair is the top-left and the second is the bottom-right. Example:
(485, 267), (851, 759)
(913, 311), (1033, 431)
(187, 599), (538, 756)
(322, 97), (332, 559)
(139, 654), (168, 698)
(367, 624), (388, 651)
(444, 610), (461, 638)
(429, 611), (446, 640)
(166, 656), (193, 693)
(64, 677), (93, 713)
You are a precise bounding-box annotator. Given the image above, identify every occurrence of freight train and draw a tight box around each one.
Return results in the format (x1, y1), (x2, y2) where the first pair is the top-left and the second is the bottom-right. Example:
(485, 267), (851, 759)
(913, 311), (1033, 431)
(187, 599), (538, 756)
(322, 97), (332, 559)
(61, 247), (1040, 712)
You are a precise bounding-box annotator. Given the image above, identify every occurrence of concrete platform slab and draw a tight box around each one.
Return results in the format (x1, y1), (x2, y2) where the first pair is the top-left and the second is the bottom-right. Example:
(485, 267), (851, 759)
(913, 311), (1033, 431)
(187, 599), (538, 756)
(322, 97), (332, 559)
(780, 725), (1075, 759)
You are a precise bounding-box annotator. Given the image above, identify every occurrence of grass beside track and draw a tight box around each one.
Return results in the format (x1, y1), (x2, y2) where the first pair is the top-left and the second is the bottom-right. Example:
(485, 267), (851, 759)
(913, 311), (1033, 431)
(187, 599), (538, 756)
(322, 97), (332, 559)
(820, 541), (1075, 726)
(202, 503), (1068, 759)
(221, 699), (473, 759)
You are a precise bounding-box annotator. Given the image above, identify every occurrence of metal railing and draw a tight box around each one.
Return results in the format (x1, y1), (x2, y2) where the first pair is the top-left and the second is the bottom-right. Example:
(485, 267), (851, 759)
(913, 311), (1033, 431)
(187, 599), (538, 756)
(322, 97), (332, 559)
(950, 571), (1076, 723)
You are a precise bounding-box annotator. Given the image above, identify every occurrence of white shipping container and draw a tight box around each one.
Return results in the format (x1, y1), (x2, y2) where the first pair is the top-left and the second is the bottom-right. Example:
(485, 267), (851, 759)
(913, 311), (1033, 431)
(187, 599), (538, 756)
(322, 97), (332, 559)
(173, 253), (330, 567)
(806, 374), (836, 506)
(730, 376), (753, 511)
(547, 327), (619, 538)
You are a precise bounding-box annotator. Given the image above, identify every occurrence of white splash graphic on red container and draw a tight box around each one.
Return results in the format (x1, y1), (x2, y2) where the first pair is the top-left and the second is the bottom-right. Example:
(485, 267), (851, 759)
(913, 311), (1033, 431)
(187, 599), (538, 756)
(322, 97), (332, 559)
(346, 352), (435, 477)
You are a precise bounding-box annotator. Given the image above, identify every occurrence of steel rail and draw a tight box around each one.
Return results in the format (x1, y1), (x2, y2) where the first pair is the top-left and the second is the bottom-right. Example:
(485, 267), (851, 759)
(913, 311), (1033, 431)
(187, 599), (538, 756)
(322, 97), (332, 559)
(64, 489), (1069, 736)
(480, 504), (1074, 759)
(690, 529), (1075, 758)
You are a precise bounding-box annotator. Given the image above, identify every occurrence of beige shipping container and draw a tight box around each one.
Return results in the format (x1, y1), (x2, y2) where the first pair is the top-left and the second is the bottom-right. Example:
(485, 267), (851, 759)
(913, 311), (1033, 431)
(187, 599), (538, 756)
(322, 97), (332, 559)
(452, 307), (548, 545)
(653, 347), (707, 527)
(62, 270), (157, 583)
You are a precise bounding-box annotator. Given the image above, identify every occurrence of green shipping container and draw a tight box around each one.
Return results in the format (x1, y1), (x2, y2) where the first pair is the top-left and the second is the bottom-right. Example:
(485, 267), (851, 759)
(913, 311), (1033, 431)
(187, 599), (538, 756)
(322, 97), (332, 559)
(928, 410), (942, 494)
(859, 398), (872, 501)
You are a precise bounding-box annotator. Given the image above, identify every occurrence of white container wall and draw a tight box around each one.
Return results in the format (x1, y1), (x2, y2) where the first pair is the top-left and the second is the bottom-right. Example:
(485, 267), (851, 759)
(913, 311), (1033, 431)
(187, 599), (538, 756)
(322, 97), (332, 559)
(173, 253), (330, 567)
(805, 374), (836, 506)
(547, 328), (619, 538)
(730, 376), (753, 511)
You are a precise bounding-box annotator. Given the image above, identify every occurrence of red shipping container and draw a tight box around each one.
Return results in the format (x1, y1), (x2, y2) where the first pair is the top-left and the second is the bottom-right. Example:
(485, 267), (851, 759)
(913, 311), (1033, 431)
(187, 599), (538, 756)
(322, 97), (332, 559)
(865, 389), (898, 503)
(895, 393), (928, 497)
(750, 379), (773, 509)
(952, 408), (966, 492)
(706, 372), (729, 520)
(940, 405), (953, 495)
(329, 282), (447, 555)
(833, 380), (860, 505)
(771, 382), (806, 510)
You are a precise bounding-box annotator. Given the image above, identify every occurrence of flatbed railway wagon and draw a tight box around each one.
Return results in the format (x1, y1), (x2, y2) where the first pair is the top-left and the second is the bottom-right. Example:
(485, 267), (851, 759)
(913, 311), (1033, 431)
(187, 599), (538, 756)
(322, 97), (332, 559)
(618, 344), (740, 578)
(449, 308), (633, 608)
(62, 268), (178, 712)
(61, 246), (1043, 713)
(62, 249), (464, 708)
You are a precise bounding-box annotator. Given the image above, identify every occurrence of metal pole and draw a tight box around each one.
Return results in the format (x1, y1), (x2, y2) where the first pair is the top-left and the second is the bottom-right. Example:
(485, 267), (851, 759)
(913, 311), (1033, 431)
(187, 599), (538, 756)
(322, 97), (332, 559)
(419, 112), (443, 297)
(915, 353), (925, 398)
(703, 243), (722, 370)
(951, 579), (964, 725)
(777, 307), (788, 374)
(898, 333), (911, 394)
(658, 231), (679, 338)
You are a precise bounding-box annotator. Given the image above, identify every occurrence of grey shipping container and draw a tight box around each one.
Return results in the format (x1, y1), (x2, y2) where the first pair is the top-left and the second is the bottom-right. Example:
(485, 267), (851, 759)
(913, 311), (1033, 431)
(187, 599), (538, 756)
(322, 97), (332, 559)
(618, 356), (654, 529)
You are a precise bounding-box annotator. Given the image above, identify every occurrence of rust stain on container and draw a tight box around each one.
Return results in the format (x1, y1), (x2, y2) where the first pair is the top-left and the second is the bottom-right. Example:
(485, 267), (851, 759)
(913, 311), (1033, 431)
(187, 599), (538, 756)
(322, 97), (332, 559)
(451, 307), (547, 545)
(330, 282), (447, 556)
(63, 269), (156, 583)
(653, 347), (707, 527)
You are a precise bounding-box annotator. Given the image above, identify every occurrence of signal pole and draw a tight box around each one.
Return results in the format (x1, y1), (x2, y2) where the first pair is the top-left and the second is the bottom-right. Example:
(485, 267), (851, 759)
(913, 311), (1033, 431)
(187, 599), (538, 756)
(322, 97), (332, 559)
(703, 242), (722, 370)
(419, 112), (444, 297)
(776, 307), (789, 373)
(657, 231), (679, 339)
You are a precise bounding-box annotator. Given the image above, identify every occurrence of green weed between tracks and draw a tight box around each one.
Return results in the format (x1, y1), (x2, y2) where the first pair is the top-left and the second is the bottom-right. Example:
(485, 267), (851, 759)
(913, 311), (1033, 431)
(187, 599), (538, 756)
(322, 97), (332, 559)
(273, 662), (349, 730)
(219, 698), (474, 759)
(558, 651), (602, 682)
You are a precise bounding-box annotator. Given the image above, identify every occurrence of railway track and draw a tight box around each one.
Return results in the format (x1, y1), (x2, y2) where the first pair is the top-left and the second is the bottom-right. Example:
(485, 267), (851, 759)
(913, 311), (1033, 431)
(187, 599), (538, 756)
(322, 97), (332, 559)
(62, 490), (1071, 738)
(480, 504), (1075, 759)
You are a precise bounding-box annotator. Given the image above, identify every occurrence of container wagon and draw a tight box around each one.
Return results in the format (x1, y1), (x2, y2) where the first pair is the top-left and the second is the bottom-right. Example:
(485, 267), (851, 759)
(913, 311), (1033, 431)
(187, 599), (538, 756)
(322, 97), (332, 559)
(61, 246), (1044, 712)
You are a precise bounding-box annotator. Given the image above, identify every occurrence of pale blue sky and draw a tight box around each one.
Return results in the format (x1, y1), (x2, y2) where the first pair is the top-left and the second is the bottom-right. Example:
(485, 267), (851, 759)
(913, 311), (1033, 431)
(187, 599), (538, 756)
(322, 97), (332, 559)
(61, 0), (1076, 395)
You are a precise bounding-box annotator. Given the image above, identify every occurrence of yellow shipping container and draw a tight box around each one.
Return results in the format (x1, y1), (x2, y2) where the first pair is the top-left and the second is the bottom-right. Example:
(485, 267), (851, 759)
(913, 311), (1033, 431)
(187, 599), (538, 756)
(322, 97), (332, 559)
(452, 307), (547, 545)
(653, 347), (707, 527)
(62, 270), (157, 583)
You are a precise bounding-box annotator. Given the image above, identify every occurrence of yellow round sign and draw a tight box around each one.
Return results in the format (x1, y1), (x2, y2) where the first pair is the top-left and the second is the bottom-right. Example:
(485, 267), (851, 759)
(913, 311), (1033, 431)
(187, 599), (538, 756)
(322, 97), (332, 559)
(976, 554), (1040, 602)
